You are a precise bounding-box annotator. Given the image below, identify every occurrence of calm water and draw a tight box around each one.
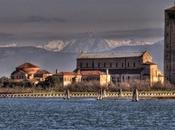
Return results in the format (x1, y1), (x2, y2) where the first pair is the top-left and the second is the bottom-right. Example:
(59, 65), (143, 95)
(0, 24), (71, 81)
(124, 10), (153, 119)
(0, 98), (174, 130)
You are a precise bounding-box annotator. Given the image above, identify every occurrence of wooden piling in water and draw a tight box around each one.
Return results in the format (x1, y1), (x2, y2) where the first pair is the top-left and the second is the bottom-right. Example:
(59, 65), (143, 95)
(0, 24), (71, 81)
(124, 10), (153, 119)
(64, 89), (70, 100)
(132, 88), (139, 102)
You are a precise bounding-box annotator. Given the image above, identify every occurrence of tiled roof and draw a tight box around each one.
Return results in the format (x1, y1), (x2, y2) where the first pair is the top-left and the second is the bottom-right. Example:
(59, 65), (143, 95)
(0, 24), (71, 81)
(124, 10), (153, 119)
(17, 63), (39, 69)
(78, 51), (145, 59)
(143, 61), (156, 65)
(80, 70), (105, 76)
(11, 70), (26, 75)
(56, 72), (76, 76)
(35, 70), (51, 75)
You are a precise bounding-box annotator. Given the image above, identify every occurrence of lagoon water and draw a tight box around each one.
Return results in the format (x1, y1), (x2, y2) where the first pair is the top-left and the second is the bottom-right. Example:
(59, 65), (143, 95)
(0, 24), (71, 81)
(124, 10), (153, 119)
(0, 98), (174, 130)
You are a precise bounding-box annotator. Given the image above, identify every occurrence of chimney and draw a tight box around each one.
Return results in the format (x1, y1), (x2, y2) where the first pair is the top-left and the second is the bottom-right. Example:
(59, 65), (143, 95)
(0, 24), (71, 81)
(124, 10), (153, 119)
(56, 69), (58, 74)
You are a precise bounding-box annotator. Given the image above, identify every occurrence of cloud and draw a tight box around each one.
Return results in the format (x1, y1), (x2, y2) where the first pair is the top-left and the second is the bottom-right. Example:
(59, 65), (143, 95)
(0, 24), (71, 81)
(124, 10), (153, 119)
(96, 28), (164, 39)
(0, 16), (67, 23)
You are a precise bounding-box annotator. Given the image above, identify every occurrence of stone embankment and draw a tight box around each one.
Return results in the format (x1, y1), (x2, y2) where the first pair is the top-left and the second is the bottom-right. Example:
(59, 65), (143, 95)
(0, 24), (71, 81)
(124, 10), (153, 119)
(0, 91), (175, 99)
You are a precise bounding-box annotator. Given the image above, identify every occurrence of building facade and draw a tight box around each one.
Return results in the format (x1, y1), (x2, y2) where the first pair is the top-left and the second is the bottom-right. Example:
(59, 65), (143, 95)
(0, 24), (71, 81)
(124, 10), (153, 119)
(76, 51), (163, 86)
(55, 70), (111, 87)
(164, 6), (175, 84)
(11, 63), (52, 83)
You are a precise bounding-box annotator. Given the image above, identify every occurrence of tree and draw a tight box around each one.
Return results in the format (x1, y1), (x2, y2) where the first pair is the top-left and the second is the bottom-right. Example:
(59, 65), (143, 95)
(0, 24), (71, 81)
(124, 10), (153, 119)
(36, 75), (63, 91)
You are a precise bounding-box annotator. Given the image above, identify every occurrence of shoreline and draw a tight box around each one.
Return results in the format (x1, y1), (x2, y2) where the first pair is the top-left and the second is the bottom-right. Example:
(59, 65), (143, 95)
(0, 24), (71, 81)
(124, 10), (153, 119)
(0, 91), (175, 100)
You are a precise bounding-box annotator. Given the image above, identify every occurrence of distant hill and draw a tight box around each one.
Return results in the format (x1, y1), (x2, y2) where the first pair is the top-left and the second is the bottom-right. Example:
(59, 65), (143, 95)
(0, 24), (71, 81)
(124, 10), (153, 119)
(38, 38), (155, 53)
(0, 40), (164, 77)
(0, 47), (78, 76)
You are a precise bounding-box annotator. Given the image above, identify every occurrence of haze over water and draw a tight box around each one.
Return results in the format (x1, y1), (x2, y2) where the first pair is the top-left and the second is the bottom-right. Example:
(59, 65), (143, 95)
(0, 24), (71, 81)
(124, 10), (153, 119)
(0, 99), (174, 129)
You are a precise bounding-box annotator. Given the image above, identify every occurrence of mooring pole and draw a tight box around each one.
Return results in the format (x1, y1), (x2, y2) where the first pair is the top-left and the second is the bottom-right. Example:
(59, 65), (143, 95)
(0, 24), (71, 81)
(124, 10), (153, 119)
(132, 88), (139, 102)
(64, 89), (70, 100)
(119, 88), (123, 97)
(97, 88), (103, 100)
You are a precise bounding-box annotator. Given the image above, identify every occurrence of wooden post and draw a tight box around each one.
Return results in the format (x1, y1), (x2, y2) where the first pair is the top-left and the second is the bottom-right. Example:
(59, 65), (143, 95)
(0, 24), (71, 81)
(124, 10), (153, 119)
(97, 88), (103, 100)
(119, 88), (123, 97)
(132, 88), (139, 102)
(64, 89), (70, 100)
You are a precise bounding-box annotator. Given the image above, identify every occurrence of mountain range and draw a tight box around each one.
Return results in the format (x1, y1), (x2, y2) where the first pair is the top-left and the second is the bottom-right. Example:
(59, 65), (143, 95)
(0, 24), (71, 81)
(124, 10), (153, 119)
(0, 38), (164, 77)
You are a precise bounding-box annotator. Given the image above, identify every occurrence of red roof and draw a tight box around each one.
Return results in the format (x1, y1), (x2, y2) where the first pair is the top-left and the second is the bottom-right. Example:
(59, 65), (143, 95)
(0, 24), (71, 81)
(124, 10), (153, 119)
(56, 72), (76, 76)
(80, 70), (105, 76)
(55, 70), (105, 76)
(143, 61), (156, 65)
(17, 63), (39, 69)
(35, 70), (51, 75)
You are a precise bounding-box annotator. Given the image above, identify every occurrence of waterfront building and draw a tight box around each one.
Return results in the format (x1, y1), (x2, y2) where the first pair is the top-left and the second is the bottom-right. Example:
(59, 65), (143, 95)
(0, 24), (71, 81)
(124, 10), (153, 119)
(164, 6), (175, 84)
(11, 63), (52, 82)
(55, 70), (111, 87)
(76, 51), (163, 86)
(34, 70), (52, 81)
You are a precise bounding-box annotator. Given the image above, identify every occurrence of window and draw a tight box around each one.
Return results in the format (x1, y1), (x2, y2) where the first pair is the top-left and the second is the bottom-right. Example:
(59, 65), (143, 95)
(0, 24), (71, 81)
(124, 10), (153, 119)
(86, 63), (88, 68)
(92, 61), (94, 68)
(98, 63), (100, 68)
(122, 76), (125, 81)
(80, 63), (82, 68)
(117, 78), (120, 82)
(133, 62), (136, 67)
(128, 76), (130, 80)
(122, 63), (124, 68)
(104, 63), (106, 68)
(110, 63), (112, 68)
(116, 63), (118, 68)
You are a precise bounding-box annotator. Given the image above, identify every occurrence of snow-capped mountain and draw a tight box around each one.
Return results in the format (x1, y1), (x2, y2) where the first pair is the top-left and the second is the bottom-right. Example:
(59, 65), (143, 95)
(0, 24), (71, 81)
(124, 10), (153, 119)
(0, 39), (163, 77)
(37, 40), (68, 52)
(39, 38), (155, 53)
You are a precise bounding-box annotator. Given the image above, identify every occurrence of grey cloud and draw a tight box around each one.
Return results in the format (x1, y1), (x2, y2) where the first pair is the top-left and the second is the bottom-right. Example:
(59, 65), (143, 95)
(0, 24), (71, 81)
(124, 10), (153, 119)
(0, 0), (173, 45)
(97, 28), (164, 39)
(0, 16), (67, 23)
(0, 28), (163, 45)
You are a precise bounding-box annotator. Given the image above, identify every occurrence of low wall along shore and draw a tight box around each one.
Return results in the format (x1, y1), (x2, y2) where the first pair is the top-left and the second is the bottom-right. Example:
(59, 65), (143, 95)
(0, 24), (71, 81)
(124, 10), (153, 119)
(0, 91), (175, 99)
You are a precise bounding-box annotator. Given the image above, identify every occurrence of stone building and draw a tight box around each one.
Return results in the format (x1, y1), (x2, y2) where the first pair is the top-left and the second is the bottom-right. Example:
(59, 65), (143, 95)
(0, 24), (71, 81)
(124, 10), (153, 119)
(76, 51), (163, 86)
(164, 6), (175, 84)
(11, 63), (52, 82)
(55, 70), (111, 87)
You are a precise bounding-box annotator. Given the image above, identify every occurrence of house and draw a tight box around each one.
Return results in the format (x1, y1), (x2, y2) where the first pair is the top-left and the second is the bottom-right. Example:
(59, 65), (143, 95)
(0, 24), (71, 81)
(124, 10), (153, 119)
(55, 72), (77, 87)
(34, 70), (52, 81)
(11, 63), (52, 82)
(76, 51), (164, 86)
(80, 70), (111, 86)
(55, 70), (111, 87)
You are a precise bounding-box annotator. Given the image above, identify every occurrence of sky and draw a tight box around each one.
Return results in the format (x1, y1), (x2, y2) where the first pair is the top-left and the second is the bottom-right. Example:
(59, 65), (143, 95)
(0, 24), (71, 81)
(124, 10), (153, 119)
(0, 0), (174, 45)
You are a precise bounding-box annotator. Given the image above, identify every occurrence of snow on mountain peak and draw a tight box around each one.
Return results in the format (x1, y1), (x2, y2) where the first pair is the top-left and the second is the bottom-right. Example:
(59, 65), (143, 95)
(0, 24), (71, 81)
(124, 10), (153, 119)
(0, 43), (17, 48)
(40, 38), (155, 53)
(37, 40), (68, 52)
